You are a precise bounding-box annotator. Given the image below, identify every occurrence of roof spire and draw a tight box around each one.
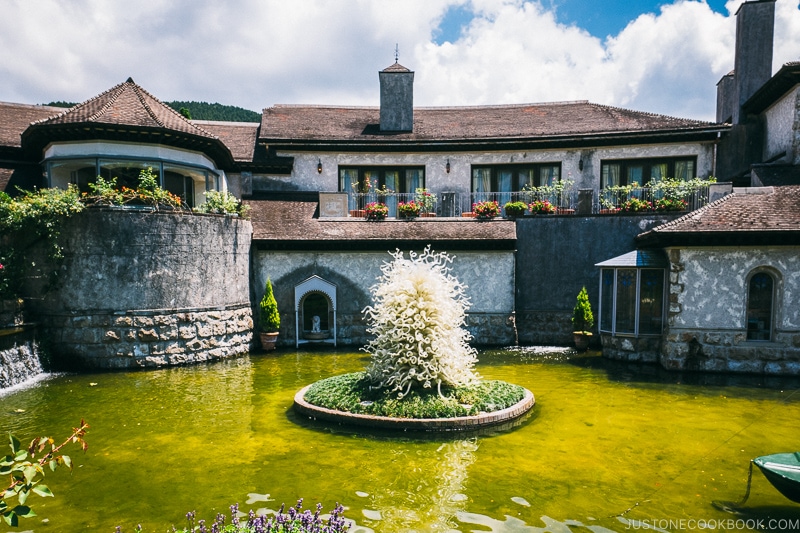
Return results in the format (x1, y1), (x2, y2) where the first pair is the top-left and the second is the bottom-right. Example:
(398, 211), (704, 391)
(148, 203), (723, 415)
(395, 43), (399, 63)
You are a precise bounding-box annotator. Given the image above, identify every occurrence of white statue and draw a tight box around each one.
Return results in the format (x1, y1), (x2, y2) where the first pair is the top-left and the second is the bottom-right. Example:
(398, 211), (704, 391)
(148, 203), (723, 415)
(311, 315), (321, 333)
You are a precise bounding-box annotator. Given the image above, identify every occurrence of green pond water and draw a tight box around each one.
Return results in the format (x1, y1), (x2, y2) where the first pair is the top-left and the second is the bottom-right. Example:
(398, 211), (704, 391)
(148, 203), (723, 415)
(1, 347), (799, 533)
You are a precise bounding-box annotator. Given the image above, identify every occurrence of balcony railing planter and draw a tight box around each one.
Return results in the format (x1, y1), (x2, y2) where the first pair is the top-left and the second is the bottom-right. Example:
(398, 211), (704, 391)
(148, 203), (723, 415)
(529, 200), (557, 215)
(349, 209), (366, 218)
(364, 202), (389, 221)
(503, 201), (528, 219)
(473, 200), (500, 220)
(397, 201), (421, 220)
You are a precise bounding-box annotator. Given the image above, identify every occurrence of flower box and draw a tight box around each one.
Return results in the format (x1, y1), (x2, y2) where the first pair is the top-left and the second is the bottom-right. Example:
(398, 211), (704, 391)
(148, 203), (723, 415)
(461, 212), (477, 218)
(349, 209), (366, 218)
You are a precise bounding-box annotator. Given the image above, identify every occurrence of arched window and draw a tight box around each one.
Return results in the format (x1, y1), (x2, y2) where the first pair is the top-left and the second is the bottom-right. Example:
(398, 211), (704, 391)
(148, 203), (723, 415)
(747, 272), (774, 341)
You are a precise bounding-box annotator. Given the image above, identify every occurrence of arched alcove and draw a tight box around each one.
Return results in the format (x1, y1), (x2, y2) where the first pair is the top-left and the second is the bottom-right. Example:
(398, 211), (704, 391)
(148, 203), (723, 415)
(294, 276), (337, 347)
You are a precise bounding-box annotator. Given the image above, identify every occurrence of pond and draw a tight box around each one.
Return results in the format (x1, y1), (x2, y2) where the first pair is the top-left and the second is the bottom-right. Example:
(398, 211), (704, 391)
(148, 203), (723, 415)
(1, 347), (799, 532)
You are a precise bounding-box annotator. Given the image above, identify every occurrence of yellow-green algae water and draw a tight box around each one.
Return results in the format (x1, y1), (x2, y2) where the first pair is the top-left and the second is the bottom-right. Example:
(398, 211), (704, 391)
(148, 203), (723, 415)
(1, 347), (799, 532)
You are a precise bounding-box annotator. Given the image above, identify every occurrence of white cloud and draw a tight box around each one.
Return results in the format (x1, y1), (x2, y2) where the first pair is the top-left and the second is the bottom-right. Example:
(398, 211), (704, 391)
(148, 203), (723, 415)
(0, 0), (798, 121)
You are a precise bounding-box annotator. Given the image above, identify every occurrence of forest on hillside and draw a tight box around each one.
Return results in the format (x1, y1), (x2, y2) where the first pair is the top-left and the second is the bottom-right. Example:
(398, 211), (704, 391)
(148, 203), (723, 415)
(45, 100), (261, 123)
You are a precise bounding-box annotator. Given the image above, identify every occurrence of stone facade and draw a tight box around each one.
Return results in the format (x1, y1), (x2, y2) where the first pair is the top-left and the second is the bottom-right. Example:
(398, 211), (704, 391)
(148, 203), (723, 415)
(660, 246), (800, 374)
(44, 305), (252, 369)
(254, 249), (516, 347)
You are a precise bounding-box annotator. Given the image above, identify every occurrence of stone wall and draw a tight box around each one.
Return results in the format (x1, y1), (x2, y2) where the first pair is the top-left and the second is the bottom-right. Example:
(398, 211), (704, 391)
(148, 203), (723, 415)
(253, 249), (516, 347)
(20, 208), (253, 369)
(661, 246), (800, 375)
(515, 213), (682, 345)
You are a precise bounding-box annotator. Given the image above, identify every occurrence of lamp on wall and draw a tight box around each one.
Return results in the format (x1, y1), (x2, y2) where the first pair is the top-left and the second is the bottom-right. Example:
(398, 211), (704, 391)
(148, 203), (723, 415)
(317, 159), (323, 174)
(446, 158), (451, 174)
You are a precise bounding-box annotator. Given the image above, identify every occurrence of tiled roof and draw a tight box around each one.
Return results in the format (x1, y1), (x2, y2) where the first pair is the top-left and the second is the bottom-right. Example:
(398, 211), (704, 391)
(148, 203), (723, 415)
(636, 185), (800, 246)
(30, 78), (219, 140)
(0, 102), (65, 148)
(382, 62), (412, 72)
(245, 195), (516, 249)
(192, 120), (259, 162)
(259, 101), (724, 145)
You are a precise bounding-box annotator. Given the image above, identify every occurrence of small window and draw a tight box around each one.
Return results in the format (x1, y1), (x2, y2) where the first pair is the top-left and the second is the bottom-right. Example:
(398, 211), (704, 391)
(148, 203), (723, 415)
(747, 272), (774, 341)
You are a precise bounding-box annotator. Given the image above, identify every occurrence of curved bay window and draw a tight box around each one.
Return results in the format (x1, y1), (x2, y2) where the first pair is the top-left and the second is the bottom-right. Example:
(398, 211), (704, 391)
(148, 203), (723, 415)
(597, 251), (666, 336)
(47, 158), (219, 208)
(746, 271), (774, 341)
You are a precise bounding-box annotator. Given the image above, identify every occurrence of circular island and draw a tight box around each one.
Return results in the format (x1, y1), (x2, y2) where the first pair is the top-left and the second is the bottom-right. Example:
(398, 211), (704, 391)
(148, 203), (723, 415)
(293, 246), (535, 432)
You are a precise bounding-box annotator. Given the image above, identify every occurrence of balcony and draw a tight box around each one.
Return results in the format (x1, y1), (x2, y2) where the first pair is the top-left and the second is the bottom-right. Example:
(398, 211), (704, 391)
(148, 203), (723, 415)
(346, 180), (716, 218)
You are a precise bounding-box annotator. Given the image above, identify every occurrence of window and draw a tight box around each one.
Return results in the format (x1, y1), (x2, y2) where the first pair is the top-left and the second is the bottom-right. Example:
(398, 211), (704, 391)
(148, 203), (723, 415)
(471, 163), (561, 193)
(601, 157), (696, 188)
(599, 267), (665, 336)
(340, 166), (425, 214)
(47, 158), (218, 207)
(746, 271), (774, 341)
(339, 166), (424, 194)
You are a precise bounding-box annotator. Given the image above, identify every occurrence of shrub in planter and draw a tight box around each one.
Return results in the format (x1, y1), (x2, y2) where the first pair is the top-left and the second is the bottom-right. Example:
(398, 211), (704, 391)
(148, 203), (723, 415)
(529, 199), (556, 214)
(472, 200), (500, 220)
(619, 198), (652, 213)
(259, 278), (280, 350)
(397, 200), (422, 219)
(503, 201), (528, 218)
(364, 202), (389, 221)
(571, 286), (594, 352)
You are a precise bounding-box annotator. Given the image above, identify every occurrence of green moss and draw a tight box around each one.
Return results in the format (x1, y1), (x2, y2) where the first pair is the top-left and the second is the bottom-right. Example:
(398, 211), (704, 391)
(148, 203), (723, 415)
(303, 372), (525, 419)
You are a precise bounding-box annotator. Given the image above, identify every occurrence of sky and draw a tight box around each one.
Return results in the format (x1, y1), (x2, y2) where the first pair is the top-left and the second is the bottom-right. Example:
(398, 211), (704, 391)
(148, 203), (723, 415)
(1, 0), (799, 122)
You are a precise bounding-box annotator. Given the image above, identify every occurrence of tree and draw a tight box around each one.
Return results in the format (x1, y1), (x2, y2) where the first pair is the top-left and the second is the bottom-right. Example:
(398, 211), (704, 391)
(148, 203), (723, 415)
(571, 286), (594, 334)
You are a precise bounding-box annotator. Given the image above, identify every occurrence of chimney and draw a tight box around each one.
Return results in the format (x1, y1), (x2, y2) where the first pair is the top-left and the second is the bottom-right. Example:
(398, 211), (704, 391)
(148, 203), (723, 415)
(379, 62), (414, 132)
(732, 0), (775, 124)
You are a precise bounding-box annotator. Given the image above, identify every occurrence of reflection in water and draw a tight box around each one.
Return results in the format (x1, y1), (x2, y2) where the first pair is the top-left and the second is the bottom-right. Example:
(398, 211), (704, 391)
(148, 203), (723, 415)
(359, 438), (479, 532)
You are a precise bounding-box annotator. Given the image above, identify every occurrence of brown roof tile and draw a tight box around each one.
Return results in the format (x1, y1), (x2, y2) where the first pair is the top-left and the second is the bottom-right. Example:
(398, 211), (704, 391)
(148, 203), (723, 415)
(259, 101), (722, 145)
(192, 120), (259, 162)
(245, 196), (516, 249)
(0, 102), (65, 148)
(636, 185), (800, 246)
(31, 78), (219, 140)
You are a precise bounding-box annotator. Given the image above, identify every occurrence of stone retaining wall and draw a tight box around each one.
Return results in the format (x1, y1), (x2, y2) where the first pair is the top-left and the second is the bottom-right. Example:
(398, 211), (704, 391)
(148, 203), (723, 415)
(19, 208), (253, 369)
(45, 305), (252, 369)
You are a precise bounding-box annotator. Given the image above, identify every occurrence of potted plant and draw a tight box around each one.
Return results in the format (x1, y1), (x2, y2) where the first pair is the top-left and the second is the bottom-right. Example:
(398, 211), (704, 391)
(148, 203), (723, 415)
(472, 200), (500, 220)
(397, 200), (421, 219)
(529, 199), (556, 215)
(364, 202), (389, 221)
(259, 277), (280, 351)
(654, 197), (688, 212)
(571, 287), (594, 352)
(503, 200), (528, 218)
(620, 197), (652, 213)
(415, 188), (437, 217)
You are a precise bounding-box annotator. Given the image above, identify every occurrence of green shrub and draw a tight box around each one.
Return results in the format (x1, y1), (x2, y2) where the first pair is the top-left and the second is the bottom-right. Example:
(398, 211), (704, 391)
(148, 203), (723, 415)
(571, 286), (594, 334)
(259, 278), (280, 333)
(194, 190), (250, 218)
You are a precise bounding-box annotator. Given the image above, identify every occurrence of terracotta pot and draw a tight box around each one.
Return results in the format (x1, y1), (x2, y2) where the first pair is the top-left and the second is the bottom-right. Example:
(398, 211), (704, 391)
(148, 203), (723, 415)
(599, 209), (619, 215)
(573, 332), (592, 352)
(260, 332), (279, 351)
(420, 212), (437, 218)
(349, 210), (366, 218)
(461, 212), (477, 218)
(556, 208), (575, 215)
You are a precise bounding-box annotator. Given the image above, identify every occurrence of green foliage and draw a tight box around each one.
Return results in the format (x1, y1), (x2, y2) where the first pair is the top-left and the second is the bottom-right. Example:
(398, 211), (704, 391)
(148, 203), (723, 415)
(0, 420), (88, 527)
(85, 176), (126, 206)
(503, 201), (528, 217)
(165, 101), (261, 122)
(178, 107), (192, 119)
(132, 168), (182, 208)
(43, 101), (77, 108)
(414, 188), (436, 213)
(0, 186), (84, 298)
(304, 372), (525, 418)
(571, 287), (594, 334)
(194, 191), (250, 218)
(259, 278), (280, 333)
